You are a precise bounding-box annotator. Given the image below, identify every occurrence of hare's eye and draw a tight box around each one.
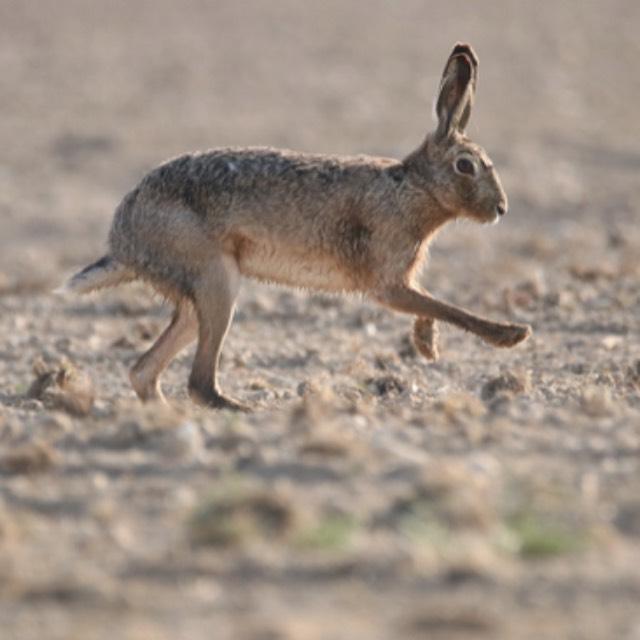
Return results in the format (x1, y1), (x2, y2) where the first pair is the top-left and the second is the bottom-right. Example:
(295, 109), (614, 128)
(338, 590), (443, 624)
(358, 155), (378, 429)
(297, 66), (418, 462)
(454, 157), (476, 176)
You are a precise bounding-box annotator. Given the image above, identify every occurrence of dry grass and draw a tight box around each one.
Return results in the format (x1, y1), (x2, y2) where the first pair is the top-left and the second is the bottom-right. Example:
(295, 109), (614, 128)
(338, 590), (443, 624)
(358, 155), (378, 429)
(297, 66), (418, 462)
(189, 481), (297, 548)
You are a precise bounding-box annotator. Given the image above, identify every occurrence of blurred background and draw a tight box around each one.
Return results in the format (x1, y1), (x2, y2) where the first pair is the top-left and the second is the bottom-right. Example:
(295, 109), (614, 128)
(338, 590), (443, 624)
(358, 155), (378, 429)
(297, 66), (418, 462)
(1, 3), (640, 640)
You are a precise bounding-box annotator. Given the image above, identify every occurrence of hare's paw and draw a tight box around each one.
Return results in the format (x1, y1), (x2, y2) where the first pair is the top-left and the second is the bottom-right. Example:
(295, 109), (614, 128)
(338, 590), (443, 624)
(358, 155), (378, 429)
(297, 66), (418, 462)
(412, 317), (439, 361)
(189, 386), (251, 412)
(484, 323), (531, 348)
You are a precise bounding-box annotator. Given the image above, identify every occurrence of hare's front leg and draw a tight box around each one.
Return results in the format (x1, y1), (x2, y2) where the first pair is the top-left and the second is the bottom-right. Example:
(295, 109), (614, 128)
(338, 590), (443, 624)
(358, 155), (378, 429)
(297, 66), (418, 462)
(188, 255), (249, 412)
(377, 285), (531, 348)
(413, 317), (439, 361)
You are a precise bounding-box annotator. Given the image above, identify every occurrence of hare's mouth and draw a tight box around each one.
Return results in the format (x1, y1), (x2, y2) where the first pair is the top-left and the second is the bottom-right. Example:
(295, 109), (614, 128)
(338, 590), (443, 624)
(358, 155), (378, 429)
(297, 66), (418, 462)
(476, 210), (500, 225)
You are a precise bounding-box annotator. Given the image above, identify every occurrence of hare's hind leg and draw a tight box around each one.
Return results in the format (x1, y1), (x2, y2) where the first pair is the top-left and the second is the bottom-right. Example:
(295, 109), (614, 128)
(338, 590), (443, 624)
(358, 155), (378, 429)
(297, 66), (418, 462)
(188, 255), (248, 411)
(413, 317), (439, 361)
(130, 301), (197, 402)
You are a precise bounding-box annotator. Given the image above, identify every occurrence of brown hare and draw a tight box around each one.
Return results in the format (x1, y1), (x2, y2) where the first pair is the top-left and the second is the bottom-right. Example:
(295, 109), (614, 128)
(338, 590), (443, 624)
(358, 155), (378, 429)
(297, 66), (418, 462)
(59, 43), (531, 410)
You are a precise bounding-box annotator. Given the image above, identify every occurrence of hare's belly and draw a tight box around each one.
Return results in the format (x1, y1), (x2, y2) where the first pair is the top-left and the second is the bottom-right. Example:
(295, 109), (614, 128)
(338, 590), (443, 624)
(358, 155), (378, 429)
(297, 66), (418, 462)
(237, 241), (356, 292)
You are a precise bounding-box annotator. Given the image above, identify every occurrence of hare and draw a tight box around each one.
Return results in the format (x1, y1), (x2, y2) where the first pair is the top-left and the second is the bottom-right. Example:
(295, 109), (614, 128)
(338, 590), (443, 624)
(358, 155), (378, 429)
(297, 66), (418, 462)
(59, 43), (531, 411)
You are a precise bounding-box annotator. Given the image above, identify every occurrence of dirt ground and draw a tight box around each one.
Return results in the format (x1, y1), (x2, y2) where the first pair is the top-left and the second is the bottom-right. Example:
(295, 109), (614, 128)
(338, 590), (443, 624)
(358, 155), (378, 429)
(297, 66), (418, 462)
(1, 2), (640, 638)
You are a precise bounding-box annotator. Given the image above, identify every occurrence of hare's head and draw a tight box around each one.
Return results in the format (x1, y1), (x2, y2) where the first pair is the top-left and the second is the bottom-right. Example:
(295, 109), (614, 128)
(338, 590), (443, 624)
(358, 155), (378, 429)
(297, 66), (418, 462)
(408, 44), (508, 225)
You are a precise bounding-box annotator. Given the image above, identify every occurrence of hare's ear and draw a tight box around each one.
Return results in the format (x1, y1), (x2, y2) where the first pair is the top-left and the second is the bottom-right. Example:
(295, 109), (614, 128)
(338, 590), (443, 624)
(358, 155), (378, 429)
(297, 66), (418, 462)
(434, 43), (478, 141)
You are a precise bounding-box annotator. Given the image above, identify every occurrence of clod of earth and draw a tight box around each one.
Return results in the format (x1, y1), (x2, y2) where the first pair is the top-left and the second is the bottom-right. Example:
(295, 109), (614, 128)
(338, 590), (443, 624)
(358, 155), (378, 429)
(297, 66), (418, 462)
(27, 357), (95, 417)
(480, 371), (530, 401)
(0, 441), (57, 475)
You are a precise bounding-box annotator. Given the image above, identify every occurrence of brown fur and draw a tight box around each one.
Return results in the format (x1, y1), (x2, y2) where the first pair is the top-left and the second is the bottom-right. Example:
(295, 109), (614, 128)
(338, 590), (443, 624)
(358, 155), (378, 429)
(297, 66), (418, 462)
(60, 43), (531, 410)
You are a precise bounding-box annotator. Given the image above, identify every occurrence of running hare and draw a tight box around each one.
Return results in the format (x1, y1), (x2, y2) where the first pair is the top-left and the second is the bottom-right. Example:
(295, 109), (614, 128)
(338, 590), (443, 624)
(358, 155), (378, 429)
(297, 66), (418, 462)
(60, 43), (531, 410)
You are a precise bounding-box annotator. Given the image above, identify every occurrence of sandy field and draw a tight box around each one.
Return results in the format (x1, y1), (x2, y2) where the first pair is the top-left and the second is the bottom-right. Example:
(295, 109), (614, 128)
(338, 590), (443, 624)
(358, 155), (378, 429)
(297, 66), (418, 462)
(1, 1), (640, 638)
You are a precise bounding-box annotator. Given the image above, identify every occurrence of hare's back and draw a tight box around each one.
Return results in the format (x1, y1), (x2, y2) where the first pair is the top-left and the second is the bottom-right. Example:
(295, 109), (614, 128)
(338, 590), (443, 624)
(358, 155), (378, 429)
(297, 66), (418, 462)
(139, 146), (391, 223)
(129, 147), (390, 293)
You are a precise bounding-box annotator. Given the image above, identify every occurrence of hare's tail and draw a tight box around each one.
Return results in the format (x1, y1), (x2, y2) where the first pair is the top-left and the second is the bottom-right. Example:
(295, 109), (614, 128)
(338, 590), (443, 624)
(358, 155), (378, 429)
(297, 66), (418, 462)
(55, 255), (135, 295)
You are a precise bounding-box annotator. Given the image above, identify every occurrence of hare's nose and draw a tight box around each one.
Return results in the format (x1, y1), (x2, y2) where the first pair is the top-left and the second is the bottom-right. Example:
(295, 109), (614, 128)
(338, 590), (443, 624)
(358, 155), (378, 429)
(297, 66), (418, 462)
(496, 202), (507, 216)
